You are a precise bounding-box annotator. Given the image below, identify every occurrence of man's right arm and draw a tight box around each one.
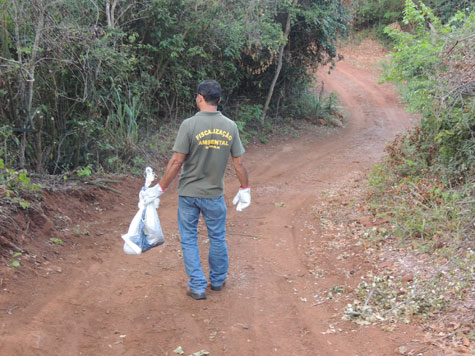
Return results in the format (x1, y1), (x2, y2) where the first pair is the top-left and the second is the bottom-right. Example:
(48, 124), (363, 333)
(159, 152), (186, 190)
(142, 152), (186, 203)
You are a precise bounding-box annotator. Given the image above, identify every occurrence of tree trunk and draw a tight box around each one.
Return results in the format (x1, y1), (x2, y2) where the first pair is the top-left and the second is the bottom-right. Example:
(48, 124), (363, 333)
(106, 1), (111, 27)
(261, 0), (297, 122)
(1, 11), (9, 57)
(27, 3), (44, 110)
(28, 0), (45, 172)
(11, 0), (25, 168)
(106, 0), (118, 28)
(34, 115), (43, 173)
(111, 0), (118, 27)
(72, 129), (82, 169)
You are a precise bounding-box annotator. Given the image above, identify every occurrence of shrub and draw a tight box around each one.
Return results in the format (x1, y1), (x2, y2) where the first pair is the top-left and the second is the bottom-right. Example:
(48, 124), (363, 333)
(0, 159), (40, 208)
(383, 1), (475, 181)
(234, 104), (263, 146)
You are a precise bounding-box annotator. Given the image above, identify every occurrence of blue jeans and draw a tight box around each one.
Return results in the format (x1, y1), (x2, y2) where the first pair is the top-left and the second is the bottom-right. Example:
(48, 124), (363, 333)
(178, 195), (228, 293)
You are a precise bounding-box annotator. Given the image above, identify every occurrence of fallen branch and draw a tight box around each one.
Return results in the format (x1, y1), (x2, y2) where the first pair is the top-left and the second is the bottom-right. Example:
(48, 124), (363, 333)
(364, 288), (375, 308)
(227, 232), (260, 239)
(88, 179), (122, 185)
(444, 33), (475, 56)
(312, 300), (328, 307)
(0, 235), (24, 252)
(84, 181), (121, 195)
(0, 305), (19, 315)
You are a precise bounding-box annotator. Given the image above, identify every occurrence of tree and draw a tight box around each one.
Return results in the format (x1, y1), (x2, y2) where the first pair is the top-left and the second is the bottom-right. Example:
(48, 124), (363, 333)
(0, 0), (349, 174)
(262, 0), (298, 121)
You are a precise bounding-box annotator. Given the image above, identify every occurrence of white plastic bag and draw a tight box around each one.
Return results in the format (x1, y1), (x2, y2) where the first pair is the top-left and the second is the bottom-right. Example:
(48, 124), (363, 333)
(121, 167), (164, 255)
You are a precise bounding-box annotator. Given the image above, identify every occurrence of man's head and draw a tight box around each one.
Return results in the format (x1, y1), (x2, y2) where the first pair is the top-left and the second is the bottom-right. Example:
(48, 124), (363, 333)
(197, 80), (222, 106)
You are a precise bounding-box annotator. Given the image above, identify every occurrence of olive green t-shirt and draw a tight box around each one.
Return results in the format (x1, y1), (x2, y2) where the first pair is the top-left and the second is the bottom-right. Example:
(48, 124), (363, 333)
(172, 111), (245, 198)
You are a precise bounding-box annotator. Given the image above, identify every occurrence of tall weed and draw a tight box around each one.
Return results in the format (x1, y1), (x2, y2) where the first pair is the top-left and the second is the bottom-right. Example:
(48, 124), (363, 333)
(283, 88), (343, 127)
(105, 89), (141, 161)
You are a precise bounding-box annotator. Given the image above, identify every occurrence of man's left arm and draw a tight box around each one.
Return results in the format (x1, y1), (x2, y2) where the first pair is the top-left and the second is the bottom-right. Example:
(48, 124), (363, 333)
(232, 155), (249, 188)
(232, 155), (250, 211)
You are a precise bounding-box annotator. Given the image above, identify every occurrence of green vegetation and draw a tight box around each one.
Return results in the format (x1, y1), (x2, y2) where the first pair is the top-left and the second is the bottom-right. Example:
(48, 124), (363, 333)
(352, 0), (473, 42)
(286, 90), (341, 125)
(0, 158), (40, 208)
(371, 0), (474, 287)
(353, 0), (404, 42)
(8, 251), (21, 268)
(369, 158), (474, 253)
(76, 165), (93, 179)
(49, 238), (64, 246)
(383, 2), (474, 180)
(0, 0), (349, 175)
(344, 271), (451, 324)
(424, 0), (473, 22)
(350, 0), (474, 330)
(364, 159), (474, 323)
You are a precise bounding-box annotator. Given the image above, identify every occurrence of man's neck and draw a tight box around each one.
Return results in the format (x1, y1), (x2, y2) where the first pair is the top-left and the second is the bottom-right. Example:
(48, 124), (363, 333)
(199, 105), (218, 112)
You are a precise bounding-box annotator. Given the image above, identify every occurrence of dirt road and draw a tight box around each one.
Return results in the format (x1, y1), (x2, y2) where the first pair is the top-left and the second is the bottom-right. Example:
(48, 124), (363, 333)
(1, 42), (417, 355)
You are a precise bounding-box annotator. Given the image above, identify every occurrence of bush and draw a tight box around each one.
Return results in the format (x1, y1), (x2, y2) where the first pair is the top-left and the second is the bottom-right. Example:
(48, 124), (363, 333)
(0, 159), (40, 208)
(353, 0), (404, 30)
(234, 104), (263, 146)
(383, 1), (475, 181)
(424, 0), (474, 22)
(287, 90), (341, 126)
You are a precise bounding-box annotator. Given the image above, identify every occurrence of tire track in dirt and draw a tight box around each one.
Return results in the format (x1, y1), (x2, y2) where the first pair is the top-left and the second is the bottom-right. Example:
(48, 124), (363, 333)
(1, 48), (418, 355)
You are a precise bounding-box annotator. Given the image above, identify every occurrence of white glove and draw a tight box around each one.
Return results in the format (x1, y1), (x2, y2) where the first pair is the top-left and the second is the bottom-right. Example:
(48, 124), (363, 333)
(142, 183), (165, 205)
(233, 187), (251, 211)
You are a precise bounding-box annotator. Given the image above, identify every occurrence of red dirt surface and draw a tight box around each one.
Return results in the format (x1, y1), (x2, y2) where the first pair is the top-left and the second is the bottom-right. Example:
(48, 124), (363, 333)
(1, 41), (426, 356)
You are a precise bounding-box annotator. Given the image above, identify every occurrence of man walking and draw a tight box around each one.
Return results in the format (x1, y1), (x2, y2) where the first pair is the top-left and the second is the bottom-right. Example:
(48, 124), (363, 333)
(145, 80), (250, 300)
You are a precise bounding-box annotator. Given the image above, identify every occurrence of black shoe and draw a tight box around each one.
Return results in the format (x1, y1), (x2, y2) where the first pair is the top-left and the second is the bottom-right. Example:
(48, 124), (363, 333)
(186, 288), (206, 300)
(210, 281), (226, 291)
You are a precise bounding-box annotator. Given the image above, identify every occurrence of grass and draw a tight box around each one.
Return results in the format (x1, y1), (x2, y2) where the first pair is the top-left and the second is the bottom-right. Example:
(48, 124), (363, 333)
(368, 162), (474, 254)
(346, 143), (474, 342)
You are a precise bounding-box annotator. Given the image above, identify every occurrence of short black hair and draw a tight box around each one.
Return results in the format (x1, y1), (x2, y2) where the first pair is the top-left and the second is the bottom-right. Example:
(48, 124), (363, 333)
(197, 80), (222, 106)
